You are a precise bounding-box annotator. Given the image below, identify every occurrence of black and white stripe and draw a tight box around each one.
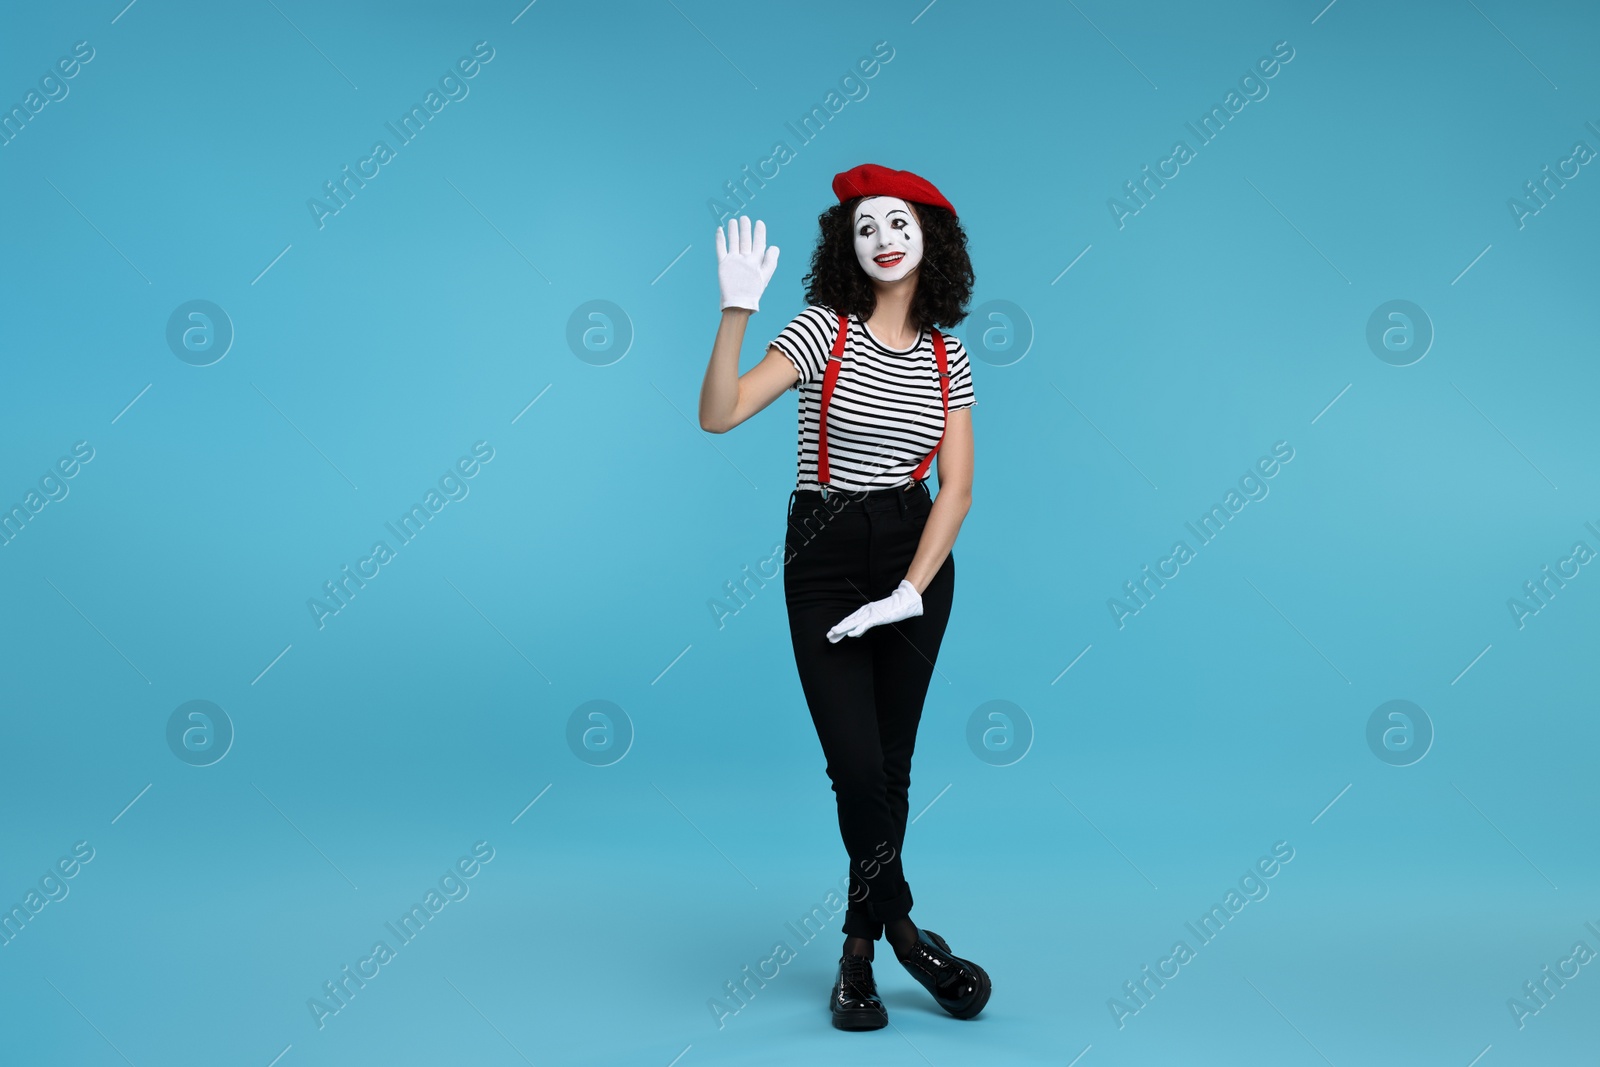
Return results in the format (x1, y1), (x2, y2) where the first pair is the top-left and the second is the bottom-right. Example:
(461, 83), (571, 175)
(769, 304), (977, 491)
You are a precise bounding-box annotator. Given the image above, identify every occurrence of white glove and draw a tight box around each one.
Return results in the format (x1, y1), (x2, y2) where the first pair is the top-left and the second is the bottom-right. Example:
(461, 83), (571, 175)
(827, 579), (923, 642)
(715, 215), (780, 312)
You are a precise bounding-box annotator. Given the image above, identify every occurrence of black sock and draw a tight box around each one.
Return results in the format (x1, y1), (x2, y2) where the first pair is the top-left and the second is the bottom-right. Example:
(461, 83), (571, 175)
(885, 918), (918, 958)
(842, 935), (875, 961)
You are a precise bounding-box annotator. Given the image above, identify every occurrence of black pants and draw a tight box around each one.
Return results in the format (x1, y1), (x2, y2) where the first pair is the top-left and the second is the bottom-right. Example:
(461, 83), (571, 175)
(783, 479), (955, 941)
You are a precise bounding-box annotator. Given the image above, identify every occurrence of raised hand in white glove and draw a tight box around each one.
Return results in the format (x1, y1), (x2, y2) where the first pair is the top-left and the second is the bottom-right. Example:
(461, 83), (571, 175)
(827, 579), (923, 643)
(715, 215), (780, 312)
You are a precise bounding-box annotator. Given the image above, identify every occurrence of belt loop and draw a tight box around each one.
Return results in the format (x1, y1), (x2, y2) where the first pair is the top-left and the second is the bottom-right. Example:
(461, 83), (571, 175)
(896, 483), (907, 519)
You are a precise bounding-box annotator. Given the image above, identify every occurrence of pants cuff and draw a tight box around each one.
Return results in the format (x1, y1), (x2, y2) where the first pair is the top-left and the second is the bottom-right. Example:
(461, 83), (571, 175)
(864, 883), (914, 925)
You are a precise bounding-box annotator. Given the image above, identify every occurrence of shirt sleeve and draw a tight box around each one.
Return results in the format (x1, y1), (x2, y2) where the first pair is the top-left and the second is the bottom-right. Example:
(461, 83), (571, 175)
(943, 333), (977, 410)
(769, 305), (838, 391)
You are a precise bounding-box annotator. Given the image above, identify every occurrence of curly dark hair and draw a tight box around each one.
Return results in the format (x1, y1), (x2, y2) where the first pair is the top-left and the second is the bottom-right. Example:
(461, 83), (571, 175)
(801, 197), (975, 332)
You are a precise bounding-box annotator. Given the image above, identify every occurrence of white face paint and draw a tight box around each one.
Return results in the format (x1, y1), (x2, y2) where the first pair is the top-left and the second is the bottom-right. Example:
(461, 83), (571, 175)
(852, 196), (923, 283)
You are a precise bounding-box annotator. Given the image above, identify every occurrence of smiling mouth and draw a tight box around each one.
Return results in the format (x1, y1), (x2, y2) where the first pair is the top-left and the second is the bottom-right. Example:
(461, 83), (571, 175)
(874, 252), (905, 267)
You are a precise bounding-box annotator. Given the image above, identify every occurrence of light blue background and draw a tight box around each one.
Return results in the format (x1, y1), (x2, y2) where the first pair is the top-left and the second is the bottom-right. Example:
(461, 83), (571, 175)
(2, 1), (1596, 1064)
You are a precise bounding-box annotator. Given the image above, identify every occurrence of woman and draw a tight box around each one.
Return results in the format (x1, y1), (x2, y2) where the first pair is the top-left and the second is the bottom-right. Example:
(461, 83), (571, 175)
(697, 163), (991, 1031)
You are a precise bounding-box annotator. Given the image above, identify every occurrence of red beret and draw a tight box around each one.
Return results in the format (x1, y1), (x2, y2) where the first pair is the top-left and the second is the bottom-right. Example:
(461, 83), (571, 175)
(832, 163), (956, 218)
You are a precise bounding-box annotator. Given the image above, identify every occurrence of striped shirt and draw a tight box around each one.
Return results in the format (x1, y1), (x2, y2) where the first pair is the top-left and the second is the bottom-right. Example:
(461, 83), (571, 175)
(769, 304), (976, 492)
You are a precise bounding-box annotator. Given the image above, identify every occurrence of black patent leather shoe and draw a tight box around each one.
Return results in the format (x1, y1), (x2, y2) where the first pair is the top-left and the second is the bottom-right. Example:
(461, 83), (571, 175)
(895, 928), (991, 1019)
(830, 953), (888, 1030)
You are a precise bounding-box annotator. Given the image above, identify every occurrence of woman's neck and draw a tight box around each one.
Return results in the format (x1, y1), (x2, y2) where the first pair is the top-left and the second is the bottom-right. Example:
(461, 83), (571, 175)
(864, 275), (919, 348)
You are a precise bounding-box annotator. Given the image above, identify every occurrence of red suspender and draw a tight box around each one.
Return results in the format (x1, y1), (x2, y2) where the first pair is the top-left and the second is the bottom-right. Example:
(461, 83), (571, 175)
(815, 313), (950, 491)
(911, 329), (951, 481)
(816, 312), (849, 490)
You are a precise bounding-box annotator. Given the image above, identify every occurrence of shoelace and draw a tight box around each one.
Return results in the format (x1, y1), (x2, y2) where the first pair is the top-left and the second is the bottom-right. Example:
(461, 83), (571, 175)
(840, 954), (876, 993)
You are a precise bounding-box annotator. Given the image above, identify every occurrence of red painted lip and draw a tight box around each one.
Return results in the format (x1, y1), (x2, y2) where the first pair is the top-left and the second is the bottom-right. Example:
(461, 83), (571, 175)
(874, 252), (904, 266)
